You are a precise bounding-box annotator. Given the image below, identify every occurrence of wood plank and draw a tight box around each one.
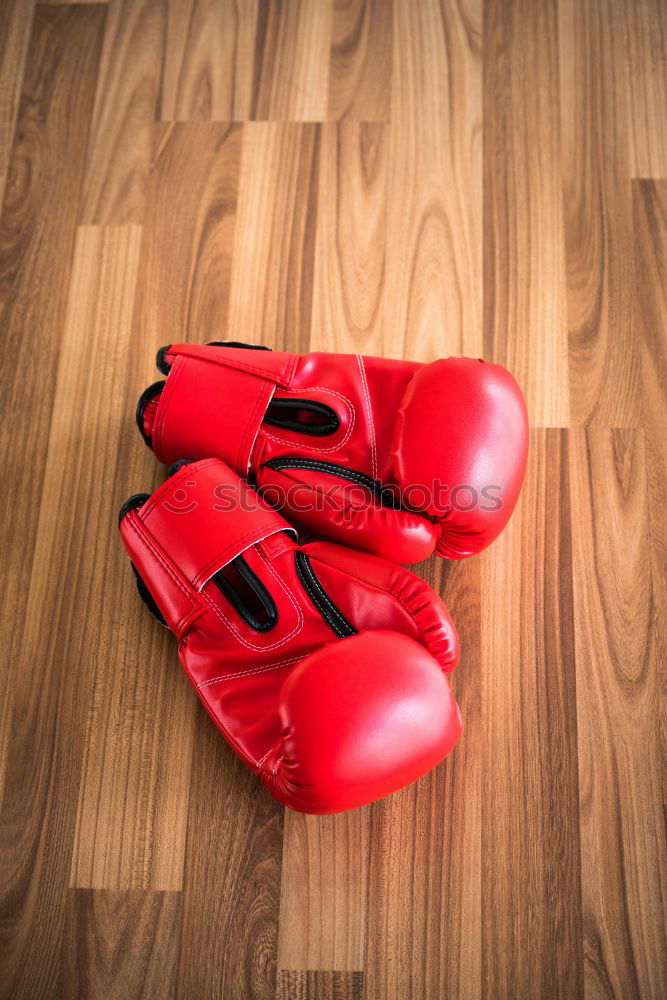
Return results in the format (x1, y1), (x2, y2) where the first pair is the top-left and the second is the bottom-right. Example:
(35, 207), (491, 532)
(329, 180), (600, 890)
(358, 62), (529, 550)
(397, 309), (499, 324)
(160, 0), (260, 121)
(326, 0), (392, 122)
(134, 121), (242, 347)
(0, 225), (148, 991)
(0, 682), (11, 809)
(60, 889), (181, 1000)
(0, 10), (106, 993)
(80, 0), (164, 224)
(570, 428), (667, 998)
(559, 0), (640, 426)
(484, 0), (568, 425)
(386, 0), (482, 360)
(228, 122), (320, 351)
(161, 0), (334, 123)
(364, 557), (482, 1000)
(0, 1), (104, 562)
(311, 122), (386, 355)
(0, 0), (34, 212)
(277, 970), (364, 1000)
(65, 227), (195, 893)
(277, 809), (368, 973)
(624, 0), (667, 179)
(253, 0), (332, 122)
(164, 0), (390, 124)
(176, 711), (284, 1000)
(481, 429), (583, 998)
(633, 180), (667, 820)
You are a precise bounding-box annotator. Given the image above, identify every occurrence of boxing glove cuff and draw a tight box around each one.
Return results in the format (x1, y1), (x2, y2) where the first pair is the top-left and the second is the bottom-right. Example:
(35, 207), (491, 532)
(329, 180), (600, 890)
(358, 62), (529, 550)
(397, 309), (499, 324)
(121, 458), (293, 594)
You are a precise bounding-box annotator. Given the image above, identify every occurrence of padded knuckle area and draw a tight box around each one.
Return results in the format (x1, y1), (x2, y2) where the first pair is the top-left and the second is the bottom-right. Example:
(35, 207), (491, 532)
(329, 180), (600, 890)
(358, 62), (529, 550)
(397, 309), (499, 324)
(393, 359), (529, 547)
(258, 464), (437, 564)
(271, 632), (460, 813)
(297, 544), (459, 672)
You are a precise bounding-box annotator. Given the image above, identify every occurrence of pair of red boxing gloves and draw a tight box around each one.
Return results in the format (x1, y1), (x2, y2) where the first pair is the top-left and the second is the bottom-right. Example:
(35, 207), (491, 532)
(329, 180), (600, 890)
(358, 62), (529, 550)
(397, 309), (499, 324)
(120, 343), (528, 814)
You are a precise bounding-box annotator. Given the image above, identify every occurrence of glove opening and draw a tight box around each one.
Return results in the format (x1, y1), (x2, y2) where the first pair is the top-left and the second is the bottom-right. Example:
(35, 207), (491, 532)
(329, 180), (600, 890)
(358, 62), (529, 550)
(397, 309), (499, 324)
(206, 340), (272, 351)
(263, 398), (340, 437)
(156, 345), (172, 374)
(136, 381), (165, 447)
(131, 563), (168, 626)
(118, 492), (150, 527)
(294, 551), (357, 639)
(211, 556), (278, 632)
(167, 457), (197, 477)
(119, 495), (169, 627)
(263, 457), (403, 509)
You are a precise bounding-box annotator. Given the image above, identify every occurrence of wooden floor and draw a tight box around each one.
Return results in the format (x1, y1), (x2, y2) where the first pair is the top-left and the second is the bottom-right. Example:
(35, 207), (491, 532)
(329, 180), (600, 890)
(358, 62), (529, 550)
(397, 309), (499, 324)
(0, 1), (666, 997)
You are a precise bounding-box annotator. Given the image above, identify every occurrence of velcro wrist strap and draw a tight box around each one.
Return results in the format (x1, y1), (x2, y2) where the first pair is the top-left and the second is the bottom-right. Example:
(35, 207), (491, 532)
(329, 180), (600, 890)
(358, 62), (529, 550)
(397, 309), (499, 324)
(121, 515), (204, 636)
(155, 345), (298, 473)
(134, 459), (293, 591)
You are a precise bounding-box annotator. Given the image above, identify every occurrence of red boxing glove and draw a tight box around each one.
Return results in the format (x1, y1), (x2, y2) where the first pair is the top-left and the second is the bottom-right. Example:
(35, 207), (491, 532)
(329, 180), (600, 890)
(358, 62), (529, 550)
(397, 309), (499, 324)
(138, 343), (528, 563)
(119, 459), (461, 814)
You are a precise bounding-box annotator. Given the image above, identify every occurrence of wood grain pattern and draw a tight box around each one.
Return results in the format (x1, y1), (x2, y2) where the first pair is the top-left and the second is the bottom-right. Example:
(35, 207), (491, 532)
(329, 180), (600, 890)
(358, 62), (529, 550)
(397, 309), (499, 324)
(176, 711), (283, 1000)
(633, 182), (667, 825)
(252, 0), (332, 122)
(570, 428), (667, 998)
(0, 0), (34, 212)
(365, 557), (483, 1000)
(633, 181), (667, 554)
(624, 0), (667, 180)
(135, 122), (242, 347)
(277, 809), (368, 972)
(0, 222), (144, 995)
(160, 0), (260, 121)
(67, 226), (196, 893)
(559, 0), (640, 427)
(484, 0), (568, 426)
(80, 0), (164, 224)
(1, 2), (666, 997)
(0, 11), (106, 996)
(481, 430), (583, 998)
(311, 122), (386, 355)
(60, 889), (181, 1000)
(228, 122), (320, 350)
(386, 0), (482, 360)
(162, 0), (333, 123)
(0, 3), (104, 647)
(327, 0), (392, 122)
(277, 970), (364, 1000)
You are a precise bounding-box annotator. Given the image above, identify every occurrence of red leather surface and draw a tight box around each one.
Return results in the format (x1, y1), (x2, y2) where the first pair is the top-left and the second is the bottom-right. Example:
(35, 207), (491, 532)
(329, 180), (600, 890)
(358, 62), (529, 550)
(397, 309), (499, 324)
(394, 358), (529, 558)
(141, 344), (528, 563)
(119, 459), (461, 814)
(265, 632), (461, 814)
(301, 541), (459, 673)
(131, 458), (292, 590)
(254, 464), (439, 565)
